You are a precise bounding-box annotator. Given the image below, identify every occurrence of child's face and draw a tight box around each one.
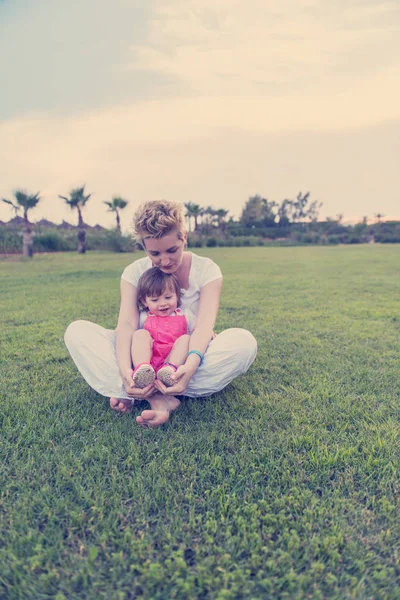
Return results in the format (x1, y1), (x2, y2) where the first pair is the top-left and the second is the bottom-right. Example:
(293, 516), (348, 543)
(143, 285), (178, 317)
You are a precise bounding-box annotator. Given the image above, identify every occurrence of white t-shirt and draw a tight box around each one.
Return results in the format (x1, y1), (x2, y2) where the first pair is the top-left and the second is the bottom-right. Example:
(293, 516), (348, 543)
(121, 252), (223, 316)
(138, 307), (197, 334)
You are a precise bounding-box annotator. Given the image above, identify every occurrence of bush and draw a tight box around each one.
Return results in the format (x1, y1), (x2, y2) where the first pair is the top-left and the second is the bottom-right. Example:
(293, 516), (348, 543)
(345, 234), (362, 244)
(327, 234), (340, 245)
(378, 234), (400, 243)
(86, 230), (135, 252)
(104, 231), (135, 253)
(370, 221), (400, 243)
(187, 235), (204, 248)
(0, 229), (21, 253)
(33, 232), (72, 252)
(302, 233), (321, 245)
(206, 237), (218, 247)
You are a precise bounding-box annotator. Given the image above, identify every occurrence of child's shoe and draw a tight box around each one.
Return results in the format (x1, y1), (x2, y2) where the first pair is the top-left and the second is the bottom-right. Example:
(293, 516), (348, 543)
(157, 363), (177, 387)
(131, 363), (156, 388)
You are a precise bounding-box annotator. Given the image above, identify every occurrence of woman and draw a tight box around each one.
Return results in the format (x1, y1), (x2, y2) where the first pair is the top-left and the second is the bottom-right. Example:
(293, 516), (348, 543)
(64, 200), (257, 428)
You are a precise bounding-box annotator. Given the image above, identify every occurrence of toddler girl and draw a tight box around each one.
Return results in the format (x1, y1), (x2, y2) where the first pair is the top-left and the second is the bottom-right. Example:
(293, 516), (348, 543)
(131, 267), (196, 389)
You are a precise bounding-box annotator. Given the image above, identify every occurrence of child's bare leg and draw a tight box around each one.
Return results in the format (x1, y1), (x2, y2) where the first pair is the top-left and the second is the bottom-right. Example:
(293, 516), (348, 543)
(110, 329), (154, 412)
(131, 329), (152, 366)
(167, 334), (190, 367)
(157, 334), (190, 387)
(131, 329), (155, 388)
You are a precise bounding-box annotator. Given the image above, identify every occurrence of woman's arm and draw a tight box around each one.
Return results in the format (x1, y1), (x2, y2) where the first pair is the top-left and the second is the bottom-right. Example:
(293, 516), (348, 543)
(116, 280), (155, 399)
(187, 276), (222, 361)
(155, 277), (223, 395)
(115, 280), (138, 375)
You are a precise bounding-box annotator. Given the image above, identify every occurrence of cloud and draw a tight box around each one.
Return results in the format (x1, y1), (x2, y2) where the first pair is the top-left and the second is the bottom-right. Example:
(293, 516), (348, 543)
(128, 0), (400, 97)
(0, 0), (399, 227)
(1, 108), (399, 228)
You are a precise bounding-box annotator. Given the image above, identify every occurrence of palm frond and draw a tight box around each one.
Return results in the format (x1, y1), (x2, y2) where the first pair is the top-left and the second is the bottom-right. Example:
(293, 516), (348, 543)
(13, 190), (40, 210)
(112, 197), (128, 210)
(59, 185), (92, 209)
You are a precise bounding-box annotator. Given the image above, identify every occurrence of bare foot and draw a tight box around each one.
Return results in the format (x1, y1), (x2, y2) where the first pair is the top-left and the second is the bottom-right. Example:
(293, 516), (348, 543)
(110, 397), (133, 414)
(136, 392), (181, 428)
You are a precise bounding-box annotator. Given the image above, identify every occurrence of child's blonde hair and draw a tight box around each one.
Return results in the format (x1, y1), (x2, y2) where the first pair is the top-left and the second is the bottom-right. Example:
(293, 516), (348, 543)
(133, 200), (186, 244)
(137, 268), (182, 310)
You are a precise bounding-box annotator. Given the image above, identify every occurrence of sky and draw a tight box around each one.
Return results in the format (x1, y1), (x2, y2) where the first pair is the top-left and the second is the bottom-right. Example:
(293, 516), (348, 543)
(0, 0), (399, 232)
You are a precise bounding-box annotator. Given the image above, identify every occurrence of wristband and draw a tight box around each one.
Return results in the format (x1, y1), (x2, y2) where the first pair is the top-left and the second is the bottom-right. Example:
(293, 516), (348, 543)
(187, 350), (204, 365)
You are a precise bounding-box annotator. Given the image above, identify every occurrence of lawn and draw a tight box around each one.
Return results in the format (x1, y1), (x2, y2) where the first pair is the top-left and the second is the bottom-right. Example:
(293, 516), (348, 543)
(1, 246), (399, 600)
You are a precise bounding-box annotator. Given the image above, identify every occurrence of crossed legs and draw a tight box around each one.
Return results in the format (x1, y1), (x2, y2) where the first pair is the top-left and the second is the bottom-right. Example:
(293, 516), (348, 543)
(65, 321), (257, 427)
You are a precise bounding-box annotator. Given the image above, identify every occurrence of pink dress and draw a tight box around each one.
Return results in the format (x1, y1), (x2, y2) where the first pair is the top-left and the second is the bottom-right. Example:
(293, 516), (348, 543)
(144, 310), (188, 372)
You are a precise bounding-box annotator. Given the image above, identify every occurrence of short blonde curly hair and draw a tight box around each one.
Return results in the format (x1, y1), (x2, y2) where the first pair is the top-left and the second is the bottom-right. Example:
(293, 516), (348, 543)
(133, 200), (186, 243)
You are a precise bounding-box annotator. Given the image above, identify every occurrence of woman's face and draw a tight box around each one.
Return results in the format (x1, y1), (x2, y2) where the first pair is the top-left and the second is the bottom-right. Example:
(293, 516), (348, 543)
(143, 230), (187, 274)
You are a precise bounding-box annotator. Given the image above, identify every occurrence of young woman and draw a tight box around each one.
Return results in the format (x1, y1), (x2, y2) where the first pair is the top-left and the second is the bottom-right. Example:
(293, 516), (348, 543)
(64, 200), (257, 428)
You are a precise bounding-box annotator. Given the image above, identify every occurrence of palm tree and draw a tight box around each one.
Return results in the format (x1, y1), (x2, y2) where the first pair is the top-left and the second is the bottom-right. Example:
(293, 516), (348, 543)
(104, 196), (128, 233)
(374, 213), (384, 223)
(215, 208), (229, 233)
(191, 204), (203, 231)
(2, 198), (21, 218)
(184, 202), (203, 232)
(184, 202), (195, 232)
(202, 206), (217, 234)
(59, 185), (92, 253)
(2, 190), (40, 257)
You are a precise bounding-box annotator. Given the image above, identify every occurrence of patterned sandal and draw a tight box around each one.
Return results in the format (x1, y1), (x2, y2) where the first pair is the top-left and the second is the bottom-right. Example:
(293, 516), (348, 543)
(157, 363), (177, 388)
(132, 363), (156, 388)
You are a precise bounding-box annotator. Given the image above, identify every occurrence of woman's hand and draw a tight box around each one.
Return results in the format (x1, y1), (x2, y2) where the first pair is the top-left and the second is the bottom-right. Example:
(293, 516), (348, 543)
(154, 363), (195, 396)
(121, 371), (156, 399)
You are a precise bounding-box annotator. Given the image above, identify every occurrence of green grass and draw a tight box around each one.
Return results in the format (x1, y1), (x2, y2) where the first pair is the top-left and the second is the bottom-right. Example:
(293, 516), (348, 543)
(1, 246), (400, 600)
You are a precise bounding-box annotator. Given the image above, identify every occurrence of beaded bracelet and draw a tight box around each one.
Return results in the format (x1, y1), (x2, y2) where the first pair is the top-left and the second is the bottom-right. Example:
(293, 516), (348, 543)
(187, 350), (204, 365)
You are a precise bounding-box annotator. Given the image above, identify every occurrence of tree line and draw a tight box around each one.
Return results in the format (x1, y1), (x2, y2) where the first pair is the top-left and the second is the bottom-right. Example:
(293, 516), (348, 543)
(2, 186), (128, 257)
(2, 186), (396, 257)
(184, 192), (322, 233)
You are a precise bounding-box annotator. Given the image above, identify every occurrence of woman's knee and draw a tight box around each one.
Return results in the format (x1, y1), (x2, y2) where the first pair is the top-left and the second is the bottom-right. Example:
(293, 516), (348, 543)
(64, 320), (91, 348)
(240, 329), (257, 357)
(214, 328), (257, 363)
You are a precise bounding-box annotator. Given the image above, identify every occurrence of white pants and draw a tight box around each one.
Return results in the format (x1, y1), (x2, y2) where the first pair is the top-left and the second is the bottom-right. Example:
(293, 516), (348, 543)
(64, 320), (257, 399)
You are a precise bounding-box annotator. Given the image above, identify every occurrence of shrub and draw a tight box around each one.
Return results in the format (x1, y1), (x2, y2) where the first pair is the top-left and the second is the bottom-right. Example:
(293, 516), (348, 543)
(187, 236), (204, 248)
(86, 231), (134, 252)
(0, 229), (22, 253)
(219, 237), (235, 247)
(104, 231), (135, 253)
(345, 234), (362, 244)
(379, 234), (400, 243)
(33, 232), (72, 252)
(292, 231), (304, 242)
(206, 237), (218, 247)
(303, 233), (321, 245)
(327, 234), (340, 245)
